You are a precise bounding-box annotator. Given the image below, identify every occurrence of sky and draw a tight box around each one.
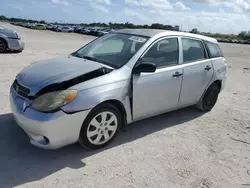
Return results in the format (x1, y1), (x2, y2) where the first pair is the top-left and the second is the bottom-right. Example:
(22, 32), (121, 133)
(1, 0), (250, 34)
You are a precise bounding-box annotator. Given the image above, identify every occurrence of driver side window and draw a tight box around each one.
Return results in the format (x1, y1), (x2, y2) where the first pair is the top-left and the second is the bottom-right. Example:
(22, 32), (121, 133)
(142, 38), (179, 68)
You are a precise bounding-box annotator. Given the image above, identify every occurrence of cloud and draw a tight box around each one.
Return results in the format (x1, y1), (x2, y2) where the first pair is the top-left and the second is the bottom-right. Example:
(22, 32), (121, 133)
(192, 0), (250, 12)
(1, 0), (250, 34)
(125, 0), (190, 13)
(120, 5), (250, 34)
(174, 2), (190, 11)
(123, 8), (148, 20)
(51, 0), (70, 6)
(122, 0), (250, 34)
(125, 0), (174, 10)
(90, 3), (109, 13)
(94, 0), (111, 5)
(79, 0), (111, 13)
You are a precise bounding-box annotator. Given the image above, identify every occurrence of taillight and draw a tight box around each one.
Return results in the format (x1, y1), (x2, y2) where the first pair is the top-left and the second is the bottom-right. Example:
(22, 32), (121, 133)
(15, 32), (20, 39)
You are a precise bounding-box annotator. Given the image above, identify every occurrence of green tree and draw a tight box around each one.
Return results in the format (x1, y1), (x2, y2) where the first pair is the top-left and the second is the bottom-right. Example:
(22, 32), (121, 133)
(0, 15), (7, 21)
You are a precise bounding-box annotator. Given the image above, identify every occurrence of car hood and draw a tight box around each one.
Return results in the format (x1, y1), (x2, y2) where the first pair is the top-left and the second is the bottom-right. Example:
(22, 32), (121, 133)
(16, 56), (112, 95)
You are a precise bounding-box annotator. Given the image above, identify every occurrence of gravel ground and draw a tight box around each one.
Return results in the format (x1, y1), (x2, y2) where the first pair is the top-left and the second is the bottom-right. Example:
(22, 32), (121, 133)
(0, 23), (250, 188)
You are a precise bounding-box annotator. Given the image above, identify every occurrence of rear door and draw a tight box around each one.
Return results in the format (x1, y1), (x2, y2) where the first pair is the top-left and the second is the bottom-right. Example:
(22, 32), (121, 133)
(179, 37), (214, 106)
(204, 41), (227, 89)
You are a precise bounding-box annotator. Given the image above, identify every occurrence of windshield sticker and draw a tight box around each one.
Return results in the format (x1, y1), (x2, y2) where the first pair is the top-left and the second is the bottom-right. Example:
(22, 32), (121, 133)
(129, 36), (147, 43)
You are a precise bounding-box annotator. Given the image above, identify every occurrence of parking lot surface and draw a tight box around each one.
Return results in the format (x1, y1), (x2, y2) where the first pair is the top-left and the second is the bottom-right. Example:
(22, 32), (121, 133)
(0, 23), (250, 188)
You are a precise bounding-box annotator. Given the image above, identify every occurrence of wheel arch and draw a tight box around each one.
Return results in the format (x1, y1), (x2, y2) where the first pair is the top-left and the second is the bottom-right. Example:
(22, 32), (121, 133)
(79, 99), (126, 149)
(82, 99), (128, 130)
(96, 100), (127, 129)
(198, 79), (222, 103)
(196, 80), (221, 111)
(213, 80), (222, 91)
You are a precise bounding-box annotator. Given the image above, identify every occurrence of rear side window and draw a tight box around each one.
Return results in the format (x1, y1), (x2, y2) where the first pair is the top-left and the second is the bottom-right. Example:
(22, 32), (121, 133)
(205, 41), (223, 58)
(182, 38), (206, 63)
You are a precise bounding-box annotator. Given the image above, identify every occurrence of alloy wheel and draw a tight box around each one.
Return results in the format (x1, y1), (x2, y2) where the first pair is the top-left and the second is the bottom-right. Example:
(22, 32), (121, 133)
(87, 111), (118, 145)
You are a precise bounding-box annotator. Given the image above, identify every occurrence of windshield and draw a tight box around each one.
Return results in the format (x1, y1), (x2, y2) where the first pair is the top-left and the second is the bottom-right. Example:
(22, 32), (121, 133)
(72, 33), (149, 69)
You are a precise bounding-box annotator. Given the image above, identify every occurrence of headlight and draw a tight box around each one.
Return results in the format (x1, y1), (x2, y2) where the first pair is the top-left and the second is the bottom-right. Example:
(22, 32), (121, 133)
(31, 90), (77, 112)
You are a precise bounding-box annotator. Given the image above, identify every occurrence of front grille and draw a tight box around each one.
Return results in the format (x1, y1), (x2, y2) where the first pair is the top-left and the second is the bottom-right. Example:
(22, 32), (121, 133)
(13, 80), (30, 99)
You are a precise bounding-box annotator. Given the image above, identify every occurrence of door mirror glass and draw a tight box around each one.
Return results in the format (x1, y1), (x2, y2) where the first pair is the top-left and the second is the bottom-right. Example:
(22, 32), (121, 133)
(133, 63), (156, 74)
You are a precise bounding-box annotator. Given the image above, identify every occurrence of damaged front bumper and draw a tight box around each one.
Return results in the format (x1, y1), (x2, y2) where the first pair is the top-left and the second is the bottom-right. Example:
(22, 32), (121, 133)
(10, 87), (91, 149)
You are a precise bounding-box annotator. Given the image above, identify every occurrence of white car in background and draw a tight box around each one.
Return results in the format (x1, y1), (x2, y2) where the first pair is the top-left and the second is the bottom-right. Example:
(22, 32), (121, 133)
(57, 26), (73, 32)
(97, 28), (115, 36)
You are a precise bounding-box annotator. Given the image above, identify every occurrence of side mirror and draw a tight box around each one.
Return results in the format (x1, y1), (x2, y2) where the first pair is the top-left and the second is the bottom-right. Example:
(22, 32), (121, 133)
(133, 63), (156, 74)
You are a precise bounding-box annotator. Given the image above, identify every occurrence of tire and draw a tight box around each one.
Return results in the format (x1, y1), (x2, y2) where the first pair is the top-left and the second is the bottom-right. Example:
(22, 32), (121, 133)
(0, 38), (7, 53)
(196, 83), (220, 112)
(79, 103), (122, 149)
(14, 49), (23, 53)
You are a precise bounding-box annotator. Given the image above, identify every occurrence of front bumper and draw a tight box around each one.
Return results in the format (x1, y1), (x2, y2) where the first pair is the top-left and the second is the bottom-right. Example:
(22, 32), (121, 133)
(7, 38), (25, 51)
(10, 87), (91, 149)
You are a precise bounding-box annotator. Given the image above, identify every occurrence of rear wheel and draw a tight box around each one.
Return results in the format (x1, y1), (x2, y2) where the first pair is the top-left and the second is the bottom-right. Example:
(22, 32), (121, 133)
(196, 83), (220, 112)
(0, 39), (7, 53)
(79, 103), (122, 149)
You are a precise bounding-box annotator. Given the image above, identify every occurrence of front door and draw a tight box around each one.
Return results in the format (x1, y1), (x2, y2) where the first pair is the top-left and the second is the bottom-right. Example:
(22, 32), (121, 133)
(132, 37), (182, 120)
(179, 37), (214, 106)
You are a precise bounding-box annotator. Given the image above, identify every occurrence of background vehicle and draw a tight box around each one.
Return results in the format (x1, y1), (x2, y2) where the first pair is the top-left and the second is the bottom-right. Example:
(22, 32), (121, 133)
(81, 27), (99, 35)
(80, 27), (90, 34)
(10, 29), (226, 149)
(34, 24), (46, 30)
(97, 28), (115, 36)
(88, 27), (102, 36)
(57, 26), (73, 32)
(46, 24), (54, 30)
(74, 26), (84, 33)
(52, 25), (60, 31)
(0, 25), (25, 53)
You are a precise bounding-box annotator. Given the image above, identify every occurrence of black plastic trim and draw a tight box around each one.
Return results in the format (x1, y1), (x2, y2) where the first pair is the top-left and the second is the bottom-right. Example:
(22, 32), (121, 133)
(62, 108), (92, 115)
(35, 67), (112, 97)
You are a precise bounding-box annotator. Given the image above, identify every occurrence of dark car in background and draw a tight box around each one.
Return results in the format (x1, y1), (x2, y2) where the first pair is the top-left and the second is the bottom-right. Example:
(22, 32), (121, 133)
(74, 26), (84, 33)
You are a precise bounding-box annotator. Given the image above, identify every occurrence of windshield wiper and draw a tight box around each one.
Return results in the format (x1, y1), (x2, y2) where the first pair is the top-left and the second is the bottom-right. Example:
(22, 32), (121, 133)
(82, 55), (99, 62)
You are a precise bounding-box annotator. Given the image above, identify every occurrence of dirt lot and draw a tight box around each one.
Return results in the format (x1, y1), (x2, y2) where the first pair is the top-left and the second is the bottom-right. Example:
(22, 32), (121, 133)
(0, 23), (249, 188)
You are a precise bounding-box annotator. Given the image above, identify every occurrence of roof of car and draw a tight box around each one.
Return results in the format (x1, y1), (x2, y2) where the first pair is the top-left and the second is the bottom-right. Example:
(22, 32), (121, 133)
(115, 29), (217, 43)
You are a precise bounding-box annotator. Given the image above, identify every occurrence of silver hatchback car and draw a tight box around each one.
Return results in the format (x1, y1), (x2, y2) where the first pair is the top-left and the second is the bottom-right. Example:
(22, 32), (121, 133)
(10, 29), (227, 149)
(0, 25), (25, 53)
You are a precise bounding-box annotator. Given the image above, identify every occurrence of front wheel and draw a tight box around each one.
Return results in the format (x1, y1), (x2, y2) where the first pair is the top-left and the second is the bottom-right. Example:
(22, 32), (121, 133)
(196, 83), (220, 112)
(79, 103), (122, 149)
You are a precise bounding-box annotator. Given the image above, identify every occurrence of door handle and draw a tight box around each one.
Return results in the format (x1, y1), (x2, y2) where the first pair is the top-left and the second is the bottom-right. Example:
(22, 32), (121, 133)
(173, 72), (183, 78)
(205, 65), (212, 71)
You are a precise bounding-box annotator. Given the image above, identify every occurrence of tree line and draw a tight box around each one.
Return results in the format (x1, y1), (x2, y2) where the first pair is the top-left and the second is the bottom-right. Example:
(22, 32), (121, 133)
(0, 15), (179, 30)
(1, 15), (250, 40)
